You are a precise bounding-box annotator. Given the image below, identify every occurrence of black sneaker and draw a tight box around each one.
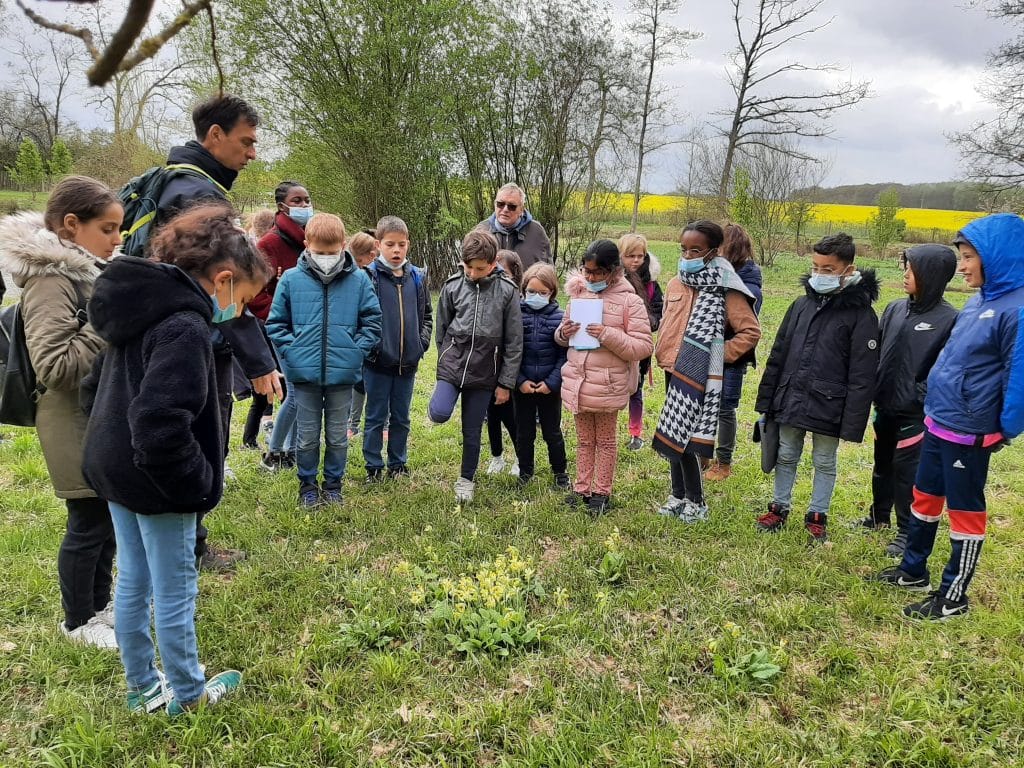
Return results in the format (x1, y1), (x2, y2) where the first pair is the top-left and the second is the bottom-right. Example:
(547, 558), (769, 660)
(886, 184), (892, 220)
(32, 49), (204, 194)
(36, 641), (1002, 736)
(517, 473), (532, 487)
(241, 439), (260, 451)
(366, 468), (384, 484)
(387, 465), (409, 479)
(805, 512), (828, 544)
(872, 565), (931, 591)
(321, 487), (343, 505)
(298, 485), (321, 509)
(259, 452), (284, 473)
(565, 491), (589, 509)
(885, 532), (909, 559)
(587, 494), (610, 516)
(903, 591), (969, 621)
(282, 452), (297, 468)
(553, 473), (571, 490)
(755, 503), (789, 533)
(852, 514), (890, 531)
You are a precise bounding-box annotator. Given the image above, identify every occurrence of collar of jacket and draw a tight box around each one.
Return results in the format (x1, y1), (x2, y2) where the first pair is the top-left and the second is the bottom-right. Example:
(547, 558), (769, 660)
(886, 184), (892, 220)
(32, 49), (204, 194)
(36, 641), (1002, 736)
(165, 140), (238, 192)
(300, 249), (356, 284)
(799, 268), (880, 310)
(488, 209), (534, 235)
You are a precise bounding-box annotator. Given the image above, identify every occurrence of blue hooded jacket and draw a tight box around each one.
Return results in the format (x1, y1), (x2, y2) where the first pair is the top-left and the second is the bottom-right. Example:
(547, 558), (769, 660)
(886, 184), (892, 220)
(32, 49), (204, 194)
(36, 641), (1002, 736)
(266, 251), (382, 386)
(925, 213), (1024, 439)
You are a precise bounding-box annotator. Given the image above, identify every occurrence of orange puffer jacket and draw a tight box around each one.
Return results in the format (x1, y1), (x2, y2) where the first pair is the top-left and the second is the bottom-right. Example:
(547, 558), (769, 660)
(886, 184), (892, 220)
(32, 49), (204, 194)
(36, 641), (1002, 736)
(556, 274), (654, 414)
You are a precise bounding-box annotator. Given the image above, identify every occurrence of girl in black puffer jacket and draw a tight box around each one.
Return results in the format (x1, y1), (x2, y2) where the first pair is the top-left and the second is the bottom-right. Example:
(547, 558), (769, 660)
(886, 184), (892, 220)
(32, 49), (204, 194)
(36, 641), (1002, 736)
(514, 263), (568, 487)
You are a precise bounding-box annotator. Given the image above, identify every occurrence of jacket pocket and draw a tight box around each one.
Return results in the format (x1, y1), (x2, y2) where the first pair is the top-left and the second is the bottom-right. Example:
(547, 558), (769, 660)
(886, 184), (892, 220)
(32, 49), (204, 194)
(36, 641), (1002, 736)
(806, 378), (848, 425)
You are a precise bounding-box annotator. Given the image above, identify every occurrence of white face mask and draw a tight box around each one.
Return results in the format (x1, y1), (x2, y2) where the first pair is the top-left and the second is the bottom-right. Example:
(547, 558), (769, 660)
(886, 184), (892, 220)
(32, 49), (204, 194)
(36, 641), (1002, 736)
(377, 252), (407, 270)
(310, 252), (342, 272)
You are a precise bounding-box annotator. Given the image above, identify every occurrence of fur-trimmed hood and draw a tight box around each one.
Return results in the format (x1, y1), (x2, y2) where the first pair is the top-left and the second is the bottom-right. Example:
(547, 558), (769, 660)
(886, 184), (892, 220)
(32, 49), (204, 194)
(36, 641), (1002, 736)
(0, 211), (104, 289)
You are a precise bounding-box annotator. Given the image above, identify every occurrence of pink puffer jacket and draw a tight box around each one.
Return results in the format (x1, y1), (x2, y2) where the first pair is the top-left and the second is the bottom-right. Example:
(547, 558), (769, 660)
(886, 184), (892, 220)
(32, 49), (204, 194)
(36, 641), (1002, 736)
(556, 274), (654, 414)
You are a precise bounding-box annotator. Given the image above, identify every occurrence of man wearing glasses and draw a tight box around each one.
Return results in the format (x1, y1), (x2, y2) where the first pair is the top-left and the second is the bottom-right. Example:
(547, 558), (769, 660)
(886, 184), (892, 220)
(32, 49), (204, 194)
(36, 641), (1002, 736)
(474, 183), (553, 270)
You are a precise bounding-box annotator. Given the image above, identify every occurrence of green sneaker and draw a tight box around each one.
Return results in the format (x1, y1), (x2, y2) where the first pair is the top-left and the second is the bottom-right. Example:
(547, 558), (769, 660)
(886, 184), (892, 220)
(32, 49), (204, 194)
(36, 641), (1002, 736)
(126, 670), (174, 713)
(166, 670), (243, 717)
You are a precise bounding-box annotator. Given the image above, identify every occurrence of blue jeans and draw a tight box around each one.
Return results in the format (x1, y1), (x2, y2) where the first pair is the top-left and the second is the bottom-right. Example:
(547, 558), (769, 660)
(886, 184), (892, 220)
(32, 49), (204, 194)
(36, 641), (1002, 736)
(362, 368), (415, 471)
(773, 424), (840, 515)
(267, 375), (297, 453)
(294, 383), (353, 490)
(716, 366), (746, 465)
(108, 502), (204, 706)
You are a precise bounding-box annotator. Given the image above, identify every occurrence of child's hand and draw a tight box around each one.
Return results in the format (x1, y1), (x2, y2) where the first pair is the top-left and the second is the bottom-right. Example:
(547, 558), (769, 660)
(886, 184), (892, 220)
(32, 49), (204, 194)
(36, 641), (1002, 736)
(519, 382), (534, 394)
(560, 320), (581, 340)
(585, 323), (605, 338)
(534, 382), (551, 395)
(495, 386), (510, 405)
(277, 266), (283, 278)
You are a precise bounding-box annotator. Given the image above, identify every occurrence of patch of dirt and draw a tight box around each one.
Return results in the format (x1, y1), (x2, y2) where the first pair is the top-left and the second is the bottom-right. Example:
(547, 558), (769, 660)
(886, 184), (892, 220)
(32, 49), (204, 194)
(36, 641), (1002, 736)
(537, 536), (564, 573)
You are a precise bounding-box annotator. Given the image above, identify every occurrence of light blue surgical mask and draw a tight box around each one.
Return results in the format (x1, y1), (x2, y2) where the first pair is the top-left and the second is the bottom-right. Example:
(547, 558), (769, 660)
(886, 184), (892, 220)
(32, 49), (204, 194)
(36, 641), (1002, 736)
(808, 273), (842, 294)
(585, 280), (608, 293)
(524, 291), (549, 310)
(287, 206), (313, 227)
(377, 252), (407, 271)
(209, 277), (238, 324)
(678, 257), (707, 274)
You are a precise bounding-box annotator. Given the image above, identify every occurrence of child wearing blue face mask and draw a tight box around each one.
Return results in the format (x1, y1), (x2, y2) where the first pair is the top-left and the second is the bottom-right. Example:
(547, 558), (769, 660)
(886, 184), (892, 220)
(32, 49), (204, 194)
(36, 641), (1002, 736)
(361, 216), (432, 481)
(514, 263), (568, 488)
(266, 213), (382, 508)
(755, 232), (880, 543)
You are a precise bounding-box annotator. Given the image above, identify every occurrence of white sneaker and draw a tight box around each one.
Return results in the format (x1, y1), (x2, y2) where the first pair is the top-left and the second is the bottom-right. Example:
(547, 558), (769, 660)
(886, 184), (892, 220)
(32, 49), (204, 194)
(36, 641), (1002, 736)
(61, 616), (118, 649)
(94, 602), (115, 628)
(657, 495), (686, 517)
(508, 461), (520, 477)
(677, 499), (710, 523)
(455, 477), (475, 503)
(486, 456), (506, 475)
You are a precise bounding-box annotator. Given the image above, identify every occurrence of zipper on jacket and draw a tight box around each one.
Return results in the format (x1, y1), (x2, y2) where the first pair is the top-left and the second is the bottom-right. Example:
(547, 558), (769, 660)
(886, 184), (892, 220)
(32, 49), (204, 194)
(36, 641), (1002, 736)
(461, 282), (480, 388)
(397, 280), (405, 376)
(321, 282), (329, 384)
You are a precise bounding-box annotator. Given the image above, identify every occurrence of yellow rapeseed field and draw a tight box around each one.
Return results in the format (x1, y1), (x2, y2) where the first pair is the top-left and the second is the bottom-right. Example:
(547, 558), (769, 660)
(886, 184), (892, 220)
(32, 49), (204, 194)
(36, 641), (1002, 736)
(606, 192), (984, 231)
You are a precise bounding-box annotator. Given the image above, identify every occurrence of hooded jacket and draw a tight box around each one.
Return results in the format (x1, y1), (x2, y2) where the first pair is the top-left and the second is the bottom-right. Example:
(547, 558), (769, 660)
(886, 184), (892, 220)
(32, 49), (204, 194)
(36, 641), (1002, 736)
(249, 211), (306, 321)
(474, 212), (552, 270)
(266, 251), (382, 386)
(154, 141), (276, 381)
(925, 213), (1024, 439)
(874, 245), (959, 421)
(435, 268), (523, 390)
(518, 299), (566, 392)
(557, 274), (654, 414)
(365, 260), (433, 375)
(756, 269), (881, 442)
(0, 212), (105, 499)
(81, 257), (223, 514)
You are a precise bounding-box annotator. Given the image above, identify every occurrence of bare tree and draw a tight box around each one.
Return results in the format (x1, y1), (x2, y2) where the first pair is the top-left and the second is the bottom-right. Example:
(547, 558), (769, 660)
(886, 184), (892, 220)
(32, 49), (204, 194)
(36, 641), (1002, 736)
(717, 0), (869, 200)
(627, 0), (699, 232)
(953, 1), (1024, 188)
(14, 0), (210, 87)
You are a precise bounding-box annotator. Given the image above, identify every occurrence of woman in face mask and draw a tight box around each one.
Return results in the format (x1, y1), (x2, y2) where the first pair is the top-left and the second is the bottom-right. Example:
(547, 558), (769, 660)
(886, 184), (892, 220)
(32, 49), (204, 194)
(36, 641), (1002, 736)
(249, 181), (312, 470)
(652, 221), (761, 523)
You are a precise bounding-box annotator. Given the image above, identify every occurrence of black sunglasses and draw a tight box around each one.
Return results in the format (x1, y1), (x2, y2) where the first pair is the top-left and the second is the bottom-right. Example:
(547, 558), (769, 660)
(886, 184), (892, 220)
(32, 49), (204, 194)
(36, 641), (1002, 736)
(495, 200), (519, 211)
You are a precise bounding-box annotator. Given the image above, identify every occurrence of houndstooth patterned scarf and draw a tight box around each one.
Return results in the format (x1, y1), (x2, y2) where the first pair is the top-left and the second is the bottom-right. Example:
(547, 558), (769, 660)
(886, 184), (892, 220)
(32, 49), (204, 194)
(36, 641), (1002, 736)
(653, 257), (750, 460)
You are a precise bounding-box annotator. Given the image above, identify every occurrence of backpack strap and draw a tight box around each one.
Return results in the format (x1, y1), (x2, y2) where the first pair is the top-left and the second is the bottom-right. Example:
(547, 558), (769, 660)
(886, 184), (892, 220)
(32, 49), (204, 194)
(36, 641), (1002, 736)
(164, 163), (229, 196)
(70, 281), (88, 328)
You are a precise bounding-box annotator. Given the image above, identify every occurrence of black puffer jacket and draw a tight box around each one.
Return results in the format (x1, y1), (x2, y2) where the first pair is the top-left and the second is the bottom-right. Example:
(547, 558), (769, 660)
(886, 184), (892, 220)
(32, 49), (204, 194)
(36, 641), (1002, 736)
(756, 269), (881, 442)
(82, 257), (223, 515)
(874, 245), (959, 421)
(435, 269), (523, 390)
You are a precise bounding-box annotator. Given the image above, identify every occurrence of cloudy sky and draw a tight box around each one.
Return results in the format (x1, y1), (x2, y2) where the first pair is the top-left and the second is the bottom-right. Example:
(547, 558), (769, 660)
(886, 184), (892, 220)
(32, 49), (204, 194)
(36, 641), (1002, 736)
(616, 0), (1009, 190)
(0, 0), (1011, 192)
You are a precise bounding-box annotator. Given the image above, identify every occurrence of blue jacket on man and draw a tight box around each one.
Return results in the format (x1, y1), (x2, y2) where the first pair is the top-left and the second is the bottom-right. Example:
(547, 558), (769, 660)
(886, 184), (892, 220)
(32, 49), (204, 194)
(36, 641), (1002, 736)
(266, 251), (382, 387)
(925, 213), (1024, 439)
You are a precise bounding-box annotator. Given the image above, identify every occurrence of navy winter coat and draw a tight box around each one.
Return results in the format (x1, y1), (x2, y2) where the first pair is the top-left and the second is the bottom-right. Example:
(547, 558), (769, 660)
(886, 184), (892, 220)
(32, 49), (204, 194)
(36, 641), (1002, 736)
(925, 213), (1024, 438)
(266, 252), (382, 386)
(365, 261), (433, 375)
(517, 300), (566, 392)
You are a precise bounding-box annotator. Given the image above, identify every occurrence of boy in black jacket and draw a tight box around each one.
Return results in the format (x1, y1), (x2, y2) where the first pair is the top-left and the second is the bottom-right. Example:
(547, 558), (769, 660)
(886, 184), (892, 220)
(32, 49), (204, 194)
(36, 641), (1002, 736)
(755, 233), (880, 543)
(857, 245), (958, 557)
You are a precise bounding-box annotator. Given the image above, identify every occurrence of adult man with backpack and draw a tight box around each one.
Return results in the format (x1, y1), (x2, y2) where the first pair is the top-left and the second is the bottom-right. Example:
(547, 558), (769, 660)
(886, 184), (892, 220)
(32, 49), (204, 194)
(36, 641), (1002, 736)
(124, 94), (281, 572)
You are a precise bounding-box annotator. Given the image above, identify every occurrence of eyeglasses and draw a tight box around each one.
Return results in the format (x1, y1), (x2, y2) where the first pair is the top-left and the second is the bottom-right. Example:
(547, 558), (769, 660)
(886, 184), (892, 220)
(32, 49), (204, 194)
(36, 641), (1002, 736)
(582, 266), (610, 279)
(495, 200), (519, 212)
(680, 247), (710, 257)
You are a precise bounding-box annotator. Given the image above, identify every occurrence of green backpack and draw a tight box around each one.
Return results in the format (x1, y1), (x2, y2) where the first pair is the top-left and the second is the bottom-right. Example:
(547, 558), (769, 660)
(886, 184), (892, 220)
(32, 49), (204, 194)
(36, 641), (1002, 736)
(117, 163), (228, 258)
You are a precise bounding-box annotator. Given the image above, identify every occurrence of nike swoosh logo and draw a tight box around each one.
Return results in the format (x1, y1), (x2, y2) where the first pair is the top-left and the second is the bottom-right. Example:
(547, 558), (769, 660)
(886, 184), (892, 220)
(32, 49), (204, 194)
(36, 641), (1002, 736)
(941, 604), (963, 617)
(979, 309), (995, 319)
(914, 322), (934, 331)
(897, 577), (923, 587)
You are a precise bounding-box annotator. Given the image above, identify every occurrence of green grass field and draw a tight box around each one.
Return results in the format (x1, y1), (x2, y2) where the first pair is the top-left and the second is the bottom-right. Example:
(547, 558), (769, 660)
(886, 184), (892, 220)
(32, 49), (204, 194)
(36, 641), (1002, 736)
(1, 249), (1022, 767)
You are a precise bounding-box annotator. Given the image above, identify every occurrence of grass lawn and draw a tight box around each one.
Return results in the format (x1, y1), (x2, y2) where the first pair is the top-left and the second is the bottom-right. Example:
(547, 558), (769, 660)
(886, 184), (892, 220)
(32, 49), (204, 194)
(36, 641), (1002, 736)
(1, 249), (1022, 767)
